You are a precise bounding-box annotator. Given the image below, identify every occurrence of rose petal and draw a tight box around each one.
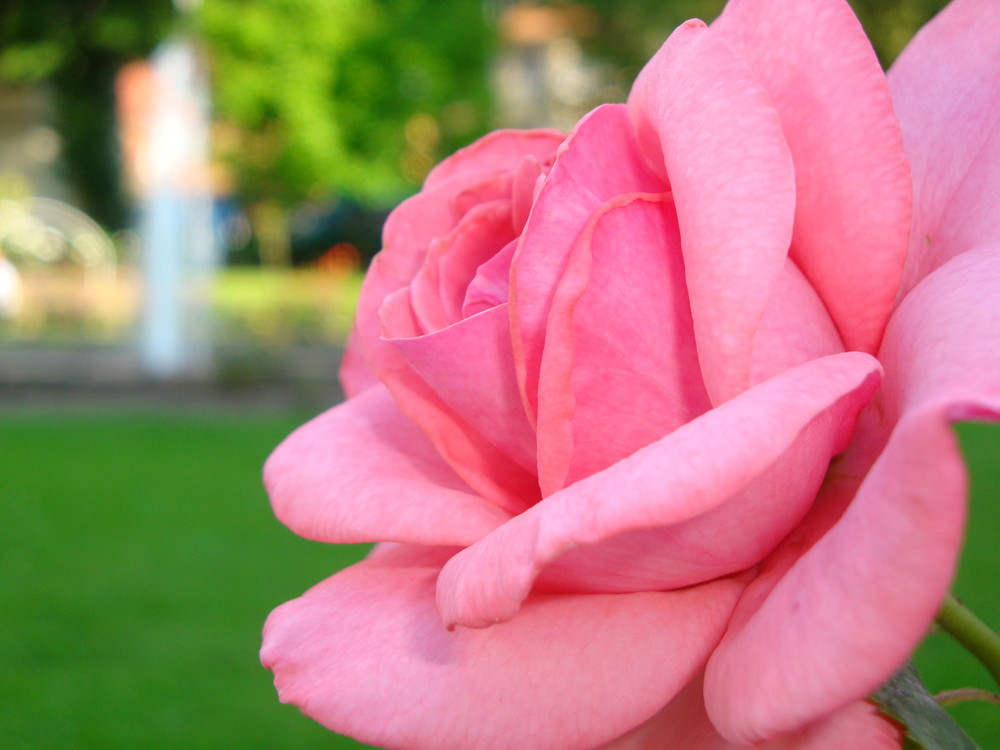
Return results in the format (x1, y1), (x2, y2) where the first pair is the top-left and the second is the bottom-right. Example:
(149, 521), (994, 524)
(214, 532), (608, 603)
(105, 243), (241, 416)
(532, 385), (857, 596)
(264, 385), (513, 547)
(350, 175), (485, 373)
(511, 103), (666, 423)
(463, 238), (517, 318)
(510, 154), (547, 232)
(363, 344), (539, 513)
(881, 245), (1000, 423)
(628, 20), (795, 405)
(713, 0), (911, 354)
(536, 192), (709, 496)
(705, 245), (1000, 743)
(262, 546), (744, 750)
(365, 176), (475, 309)
(408, 200), (516, 331)
(390, 304), (537, 474)
(339, 330), (379, 398)
(380, 284), (424, 338)
(352, 132), (561, 386)
(437, 352), (881, 629)
(889, 0), (1000, 297)
(373, 273), (540, 512)
(750, 257), (844, 386)
(600, 673), (901, 750)
(423, 128), (564, 189)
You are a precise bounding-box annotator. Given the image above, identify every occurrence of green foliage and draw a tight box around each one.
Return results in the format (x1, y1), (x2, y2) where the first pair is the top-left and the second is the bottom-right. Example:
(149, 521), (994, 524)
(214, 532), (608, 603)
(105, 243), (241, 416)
(557, 0), (948, 94)
(849, 0), (951, 65)
(0, 0), (172, 76)
(0, 0), (175, 228)
(199, 0), (493, 207)
(914, 422), (1000, 749)
(572, 0), (727, 79)
(0, 0), (958, 223)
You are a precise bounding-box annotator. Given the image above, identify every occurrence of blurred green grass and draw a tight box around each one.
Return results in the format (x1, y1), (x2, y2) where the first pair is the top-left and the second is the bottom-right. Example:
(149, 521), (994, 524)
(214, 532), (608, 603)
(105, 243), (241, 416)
(213, 269), (363, 346)
(0, 412), (996, 748)
(914, 421), (1000, 749)
(0, 409), (373, 749)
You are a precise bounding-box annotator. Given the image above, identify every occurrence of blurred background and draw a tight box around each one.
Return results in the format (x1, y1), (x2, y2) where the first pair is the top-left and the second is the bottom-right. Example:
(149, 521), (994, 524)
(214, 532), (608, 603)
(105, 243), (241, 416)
(1, 1), (997, 748)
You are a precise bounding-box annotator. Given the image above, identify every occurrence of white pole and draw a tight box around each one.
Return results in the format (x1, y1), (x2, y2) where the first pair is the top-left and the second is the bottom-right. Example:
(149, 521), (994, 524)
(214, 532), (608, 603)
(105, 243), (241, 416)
(139, 36), (214, 379)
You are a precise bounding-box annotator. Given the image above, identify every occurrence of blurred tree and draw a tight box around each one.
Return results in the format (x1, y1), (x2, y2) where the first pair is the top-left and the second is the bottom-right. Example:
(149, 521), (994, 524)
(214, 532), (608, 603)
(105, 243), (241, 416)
(0, 0), (954, 230)
(0, 0), (174, 229)
(549, 0), (950, 89)
(200, 0), (493, 208)
(849, 0), (951, 65)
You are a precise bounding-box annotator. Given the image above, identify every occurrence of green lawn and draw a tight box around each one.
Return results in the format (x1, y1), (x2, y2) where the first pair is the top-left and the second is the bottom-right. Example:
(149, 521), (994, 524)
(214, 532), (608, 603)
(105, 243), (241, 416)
(0, 411), (996, 748)
(914, 422), (1000, 748)
(0, 408), (374, 749)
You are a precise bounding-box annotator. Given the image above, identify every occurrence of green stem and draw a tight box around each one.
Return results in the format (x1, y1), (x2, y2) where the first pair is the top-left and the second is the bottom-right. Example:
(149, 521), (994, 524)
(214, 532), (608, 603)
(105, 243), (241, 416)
(937, 593), (1000, 688)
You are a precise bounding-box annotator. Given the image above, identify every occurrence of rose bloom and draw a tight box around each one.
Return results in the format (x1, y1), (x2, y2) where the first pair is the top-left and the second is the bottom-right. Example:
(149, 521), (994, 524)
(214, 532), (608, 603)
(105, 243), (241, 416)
(260, 0), (999, 747)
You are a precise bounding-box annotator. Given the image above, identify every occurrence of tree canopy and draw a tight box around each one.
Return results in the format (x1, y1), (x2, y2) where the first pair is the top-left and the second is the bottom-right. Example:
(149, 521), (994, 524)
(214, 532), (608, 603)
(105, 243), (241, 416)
(0, 0), (953, 229)
(200, 0), (493, 207)
(0, 0), (174, 228)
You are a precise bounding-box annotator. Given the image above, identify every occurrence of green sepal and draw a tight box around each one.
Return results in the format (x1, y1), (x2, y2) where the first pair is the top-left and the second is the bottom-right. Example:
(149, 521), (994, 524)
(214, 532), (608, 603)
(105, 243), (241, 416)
(872, 664), (978, 750)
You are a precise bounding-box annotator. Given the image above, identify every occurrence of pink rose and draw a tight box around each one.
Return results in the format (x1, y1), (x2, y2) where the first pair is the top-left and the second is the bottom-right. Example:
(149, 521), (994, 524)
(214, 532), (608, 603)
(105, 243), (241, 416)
(261, 0), (1000, 747)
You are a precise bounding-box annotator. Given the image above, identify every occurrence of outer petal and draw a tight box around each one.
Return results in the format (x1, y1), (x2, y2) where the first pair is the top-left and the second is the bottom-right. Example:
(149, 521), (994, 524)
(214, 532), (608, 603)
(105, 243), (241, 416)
(601, 674), (901, 750)
(628, 20), (795, 404)
(262, 546), (744, 750)
(339, 330), (379, 397)
(713, 0), (911, 354)
(536, 193), (709, 496)
(264, 385), (512, 547)
(705, 246), (1000, 743)
(423, 128), (564, 189)
(437, 352), (881, 629)
(889, 0), (1000, 297)
(510, 103), (666, 423)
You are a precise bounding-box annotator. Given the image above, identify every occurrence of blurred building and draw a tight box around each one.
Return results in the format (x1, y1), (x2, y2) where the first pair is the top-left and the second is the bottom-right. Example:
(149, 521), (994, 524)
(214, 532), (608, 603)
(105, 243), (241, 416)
(493, 2), (619, 130)
(0, 82), (125, 351)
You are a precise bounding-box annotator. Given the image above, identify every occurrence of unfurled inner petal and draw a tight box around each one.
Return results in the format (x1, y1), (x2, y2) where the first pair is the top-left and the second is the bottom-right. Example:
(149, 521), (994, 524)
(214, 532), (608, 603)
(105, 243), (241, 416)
(713, 0), (911, 355)
(750, 257), (844, 386)
(511, 103), (667, 424)
(628, 20), (795, 405)
(390, 303), (538, 474)
(536, 192), (709, 496)
(408, 200), (516, 331)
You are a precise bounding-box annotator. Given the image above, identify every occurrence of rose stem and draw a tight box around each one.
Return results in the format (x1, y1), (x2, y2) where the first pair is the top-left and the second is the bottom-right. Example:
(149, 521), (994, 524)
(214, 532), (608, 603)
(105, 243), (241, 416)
(936, 593), (1000, 688)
